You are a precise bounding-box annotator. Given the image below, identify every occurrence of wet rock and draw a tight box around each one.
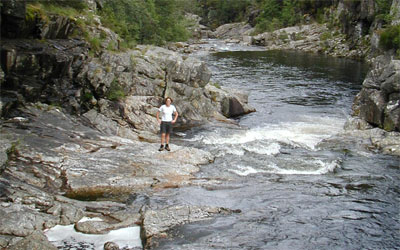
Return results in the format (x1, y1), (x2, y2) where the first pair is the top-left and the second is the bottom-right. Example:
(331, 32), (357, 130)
(391, 0), (400, 25)
(222, 97), (245, 118)
(74, 212), (141, 234)
(251, 23), (367, 59)
(7, 230), (58, 250)
(1, 104), (213, 199)
(0, 138), (12, 171)
(0, 39), (88, 113)
(143, 205), (234, 245)
(212, 22), (254, 40)
(343, 118), (400, 156)
(104, 241), (119, 250)
(353, 56), (400, 132)
(206, 84), (256, 118)
(0, 203), (58, 237)
(75, 220), (117, 234)
(60, 203), (85, 225)
(0, 235), (22, 249)
(1, 0), (26, 38)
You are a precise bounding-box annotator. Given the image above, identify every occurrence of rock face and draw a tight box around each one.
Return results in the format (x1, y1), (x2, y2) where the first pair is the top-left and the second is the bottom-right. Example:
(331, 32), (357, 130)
(212, 22), (254, 40)
(1, 1), (255, 130)
(353, 56), (400, 132)
(0, 2), (252, 248)
(251, 23), (368, 59)
(391, 0), (400, 25)
(143, 205), (236, 248)
(0, 104), (232, 248)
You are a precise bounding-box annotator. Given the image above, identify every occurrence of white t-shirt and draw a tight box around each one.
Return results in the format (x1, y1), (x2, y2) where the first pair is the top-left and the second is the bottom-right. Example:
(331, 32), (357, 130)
(159, 104), (177, 122)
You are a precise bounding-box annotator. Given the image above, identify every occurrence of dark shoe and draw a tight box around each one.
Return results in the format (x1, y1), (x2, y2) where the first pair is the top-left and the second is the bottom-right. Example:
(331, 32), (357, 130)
(165, 145), (170, 151)
(158, 145), (164, 151)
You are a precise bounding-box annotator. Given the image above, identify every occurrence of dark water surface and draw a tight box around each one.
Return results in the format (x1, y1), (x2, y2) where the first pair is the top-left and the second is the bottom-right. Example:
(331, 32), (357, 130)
(154, 45), (400, 249)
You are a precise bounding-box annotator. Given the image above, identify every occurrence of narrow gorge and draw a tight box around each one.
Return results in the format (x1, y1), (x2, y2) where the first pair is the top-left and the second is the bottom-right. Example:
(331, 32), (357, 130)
(0, 0), (399, 249)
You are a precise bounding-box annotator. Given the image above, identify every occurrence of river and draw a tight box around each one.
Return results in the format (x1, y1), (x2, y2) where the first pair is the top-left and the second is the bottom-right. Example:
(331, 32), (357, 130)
(152, 41), (400, 249)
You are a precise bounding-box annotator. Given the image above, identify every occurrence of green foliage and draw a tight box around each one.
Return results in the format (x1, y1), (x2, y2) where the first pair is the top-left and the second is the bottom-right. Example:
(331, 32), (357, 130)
(375, 0), (394, 23)
(28, 0), (86, 19)
(380, 24), (400, 54)
(88, 37), (102, 52)
(106, 80), (126, 101)
(99, 0), (191, 46)
(201, 0), (252, 29)
(255, 0), (303, 33)
(281, 0), (301, 27)
(320, 31), (332, 41)
(253, 0), (336, 33)
(81, 92), (94, 103)
(211, 82), (221, 89)
(278, 32), (289, 41)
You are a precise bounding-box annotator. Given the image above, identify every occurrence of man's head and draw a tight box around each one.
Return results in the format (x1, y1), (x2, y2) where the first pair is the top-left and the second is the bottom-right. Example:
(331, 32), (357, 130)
(165, 97), (173, 106)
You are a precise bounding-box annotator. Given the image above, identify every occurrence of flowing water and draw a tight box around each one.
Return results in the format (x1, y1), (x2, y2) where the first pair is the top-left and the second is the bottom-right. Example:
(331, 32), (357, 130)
(153, 42), (400, 249)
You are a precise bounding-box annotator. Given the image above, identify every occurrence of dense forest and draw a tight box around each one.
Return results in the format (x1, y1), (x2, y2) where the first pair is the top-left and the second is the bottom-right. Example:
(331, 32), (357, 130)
(23, 0), (400, 55)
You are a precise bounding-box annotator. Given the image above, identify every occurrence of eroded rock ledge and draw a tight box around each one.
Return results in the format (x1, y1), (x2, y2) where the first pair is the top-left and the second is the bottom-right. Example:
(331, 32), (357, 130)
(0, 104), (240, 248)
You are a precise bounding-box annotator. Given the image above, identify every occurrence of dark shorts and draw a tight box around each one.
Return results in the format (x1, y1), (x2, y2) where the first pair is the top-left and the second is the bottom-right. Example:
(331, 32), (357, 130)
(160, 121), (173, 134)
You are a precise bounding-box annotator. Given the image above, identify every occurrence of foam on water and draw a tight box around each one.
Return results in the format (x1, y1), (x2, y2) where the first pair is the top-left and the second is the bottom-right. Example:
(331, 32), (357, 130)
(243, 142), (281, 155)
(203, 115), (345, 151)
(230, 165), (267, 176)
(266, 160), (341, 175)
(229, 159), (340, 176)
(44, 217), (142, 250)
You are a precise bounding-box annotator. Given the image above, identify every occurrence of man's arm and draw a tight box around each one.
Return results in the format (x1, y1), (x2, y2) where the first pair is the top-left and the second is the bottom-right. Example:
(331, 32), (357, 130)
(172, 111), (178, 124)
(156, 110), (161, 124)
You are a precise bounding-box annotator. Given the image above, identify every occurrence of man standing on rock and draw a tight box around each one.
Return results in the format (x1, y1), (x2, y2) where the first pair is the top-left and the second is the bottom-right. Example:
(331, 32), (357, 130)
(156, 97), (178, 151)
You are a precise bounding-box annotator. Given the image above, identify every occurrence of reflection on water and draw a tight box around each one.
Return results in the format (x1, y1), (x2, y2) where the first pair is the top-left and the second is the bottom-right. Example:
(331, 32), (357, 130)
(154, 47), (399, 249)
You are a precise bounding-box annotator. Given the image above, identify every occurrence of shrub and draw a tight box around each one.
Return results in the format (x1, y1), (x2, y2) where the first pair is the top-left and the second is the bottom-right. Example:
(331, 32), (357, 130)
(380, 25), (400, 52)
(320, 31), (332, 41)
(99, 0), (191, 46)
(106, 80), (126, 101)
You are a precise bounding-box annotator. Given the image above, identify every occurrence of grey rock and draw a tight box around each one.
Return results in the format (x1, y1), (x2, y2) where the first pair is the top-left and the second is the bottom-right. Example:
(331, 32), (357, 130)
(356, 88), (386, 127)
(74, 212), (141, 234)
(353, 56), (400, 132)
(0, 138), (12, 171)
(75, 220), (116, 234)
(143, 205), (233, 240)
(213, 22), (254, 40)
(104, 241), (120, 250)
(391, 0), (400, 25)
(384, 97), (400, 131)
(381, 60), (400, 94)
(0, 203), (58, 237)
(60, 203), (85, 225)
(7, 231), (58, 250)
(222, 97), (245, 118)
(0, 235), (22, 249)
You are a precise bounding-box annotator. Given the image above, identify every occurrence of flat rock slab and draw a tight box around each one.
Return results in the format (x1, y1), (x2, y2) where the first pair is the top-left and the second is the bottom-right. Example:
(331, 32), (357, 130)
(2, 104), (214, 199)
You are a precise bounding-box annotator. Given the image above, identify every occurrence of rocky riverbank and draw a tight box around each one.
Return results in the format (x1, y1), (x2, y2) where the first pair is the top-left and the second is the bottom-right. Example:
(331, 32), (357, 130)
(0, 1), (253, 249)
(0, 0), (399, 248)
(0, 103), (241, 248)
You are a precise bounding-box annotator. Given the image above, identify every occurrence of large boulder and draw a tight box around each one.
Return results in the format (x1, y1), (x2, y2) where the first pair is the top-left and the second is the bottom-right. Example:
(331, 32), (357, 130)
(353, 56), (400, 132)
(7, 231), (58, 250)
(1, 0), (26, 38)
(391, 0), (400, 25)
(78, 46), (255, 131)
(212, 22), (254, 40)
(0, 39), (88, 116)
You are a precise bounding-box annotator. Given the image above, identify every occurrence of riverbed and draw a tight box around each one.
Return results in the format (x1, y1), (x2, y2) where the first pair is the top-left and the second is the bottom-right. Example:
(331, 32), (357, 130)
(152, 41), (400, 249)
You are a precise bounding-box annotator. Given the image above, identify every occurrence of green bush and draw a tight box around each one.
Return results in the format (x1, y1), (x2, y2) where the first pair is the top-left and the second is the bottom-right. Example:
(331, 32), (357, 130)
(375, 0), (393, 23)
(380, 25), (400, 52)
(106, 80), (126, 101)
(99, 0), (191, 46)
(320, 31), (332, 41)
